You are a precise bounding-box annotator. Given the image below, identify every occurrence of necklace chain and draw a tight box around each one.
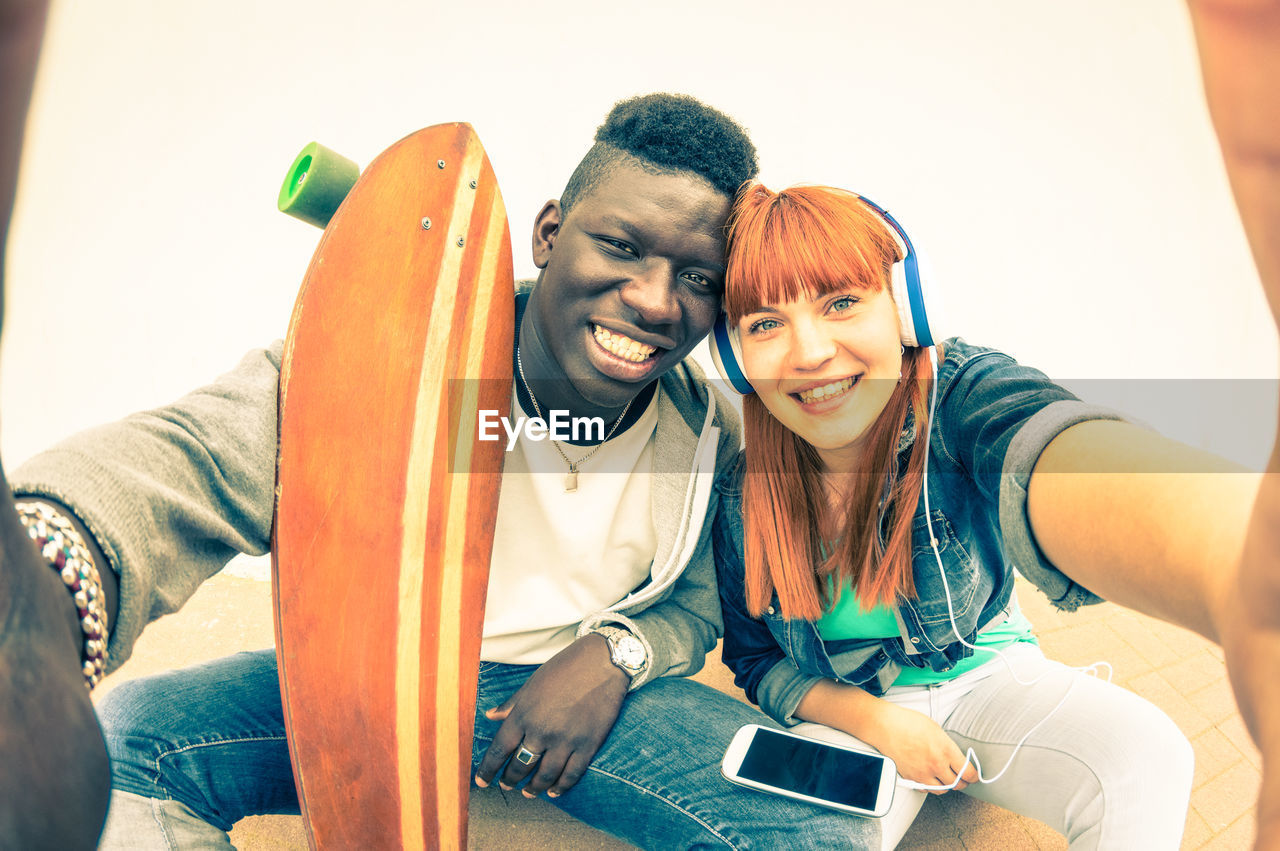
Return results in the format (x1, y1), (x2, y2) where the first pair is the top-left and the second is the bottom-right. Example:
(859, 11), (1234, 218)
(515, 347), (633, 492)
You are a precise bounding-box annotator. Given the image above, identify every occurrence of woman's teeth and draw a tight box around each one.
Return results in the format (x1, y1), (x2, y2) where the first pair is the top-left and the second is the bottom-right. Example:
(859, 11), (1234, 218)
(594, 326), (657, 362)
(797, 377), (856, 405)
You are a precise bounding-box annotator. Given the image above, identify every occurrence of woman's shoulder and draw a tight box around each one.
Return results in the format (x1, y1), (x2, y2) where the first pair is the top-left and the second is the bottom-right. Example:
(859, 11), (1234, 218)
(936, 338), (1053, 394)
(938, 337), (1013, 370)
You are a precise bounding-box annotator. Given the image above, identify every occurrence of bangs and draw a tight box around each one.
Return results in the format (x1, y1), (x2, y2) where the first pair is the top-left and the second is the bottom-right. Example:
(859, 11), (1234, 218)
(724, 184), (902, 322)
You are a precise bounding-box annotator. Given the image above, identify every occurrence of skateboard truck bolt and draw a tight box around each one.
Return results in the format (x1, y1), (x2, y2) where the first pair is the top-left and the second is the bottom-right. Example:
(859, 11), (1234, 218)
(421, 218), (432, 230)
(469, 180), (477, 189)
(437, 160), (446, 169)
(456, 237), (465, 247)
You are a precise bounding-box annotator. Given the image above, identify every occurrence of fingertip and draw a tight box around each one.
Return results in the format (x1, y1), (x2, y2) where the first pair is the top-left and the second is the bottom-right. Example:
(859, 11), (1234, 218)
(521, 789), (537, 799)
(474, 776), (489, 788)
(547, 790), (561, 799)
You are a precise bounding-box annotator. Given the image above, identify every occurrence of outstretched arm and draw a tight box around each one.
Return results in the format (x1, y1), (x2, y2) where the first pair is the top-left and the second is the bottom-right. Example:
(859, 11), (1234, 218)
(1029, 5), (1280, 843)
(0, 0), (48, 327)
(1026, 409), (1274, 847)
(1186, 0), (1280, 844)
(1187, 0), (1280, 329)
(1027, 420), (1257, 643)
(0, 1), (111, 846)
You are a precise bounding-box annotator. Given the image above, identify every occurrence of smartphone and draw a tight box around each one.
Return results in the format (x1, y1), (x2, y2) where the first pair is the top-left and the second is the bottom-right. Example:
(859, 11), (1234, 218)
(721, 724), (897, 818)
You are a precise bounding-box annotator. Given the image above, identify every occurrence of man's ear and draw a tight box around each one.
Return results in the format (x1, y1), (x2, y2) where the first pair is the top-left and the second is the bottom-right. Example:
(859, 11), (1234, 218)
(531, 200), (562, 269)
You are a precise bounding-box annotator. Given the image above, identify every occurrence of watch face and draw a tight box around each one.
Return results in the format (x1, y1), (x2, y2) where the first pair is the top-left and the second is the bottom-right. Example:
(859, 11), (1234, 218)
(615, 636), (646, 671)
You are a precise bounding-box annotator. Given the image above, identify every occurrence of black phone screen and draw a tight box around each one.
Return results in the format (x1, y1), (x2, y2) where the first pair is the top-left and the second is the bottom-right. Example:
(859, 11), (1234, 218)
(738, 728), (883, 809)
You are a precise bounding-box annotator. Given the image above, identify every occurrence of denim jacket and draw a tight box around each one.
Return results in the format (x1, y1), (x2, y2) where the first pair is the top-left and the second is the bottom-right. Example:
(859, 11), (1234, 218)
(713, 339), (1120, 725)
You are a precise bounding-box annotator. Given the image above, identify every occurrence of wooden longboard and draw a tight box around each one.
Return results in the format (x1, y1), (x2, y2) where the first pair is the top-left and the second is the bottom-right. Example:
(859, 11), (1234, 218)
(272, 123), (513, 849)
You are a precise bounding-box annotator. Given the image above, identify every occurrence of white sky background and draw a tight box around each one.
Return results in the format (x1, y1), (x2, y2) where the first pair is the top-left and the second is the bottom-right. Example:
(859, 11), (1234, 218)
(4, 0), (1277, 476)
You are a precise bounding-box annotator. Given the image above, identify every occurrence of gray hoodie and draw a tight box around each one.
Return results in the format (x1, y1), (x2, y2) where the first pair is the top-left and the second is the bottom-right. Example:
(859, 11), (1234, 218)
(14, 333), (742, 688)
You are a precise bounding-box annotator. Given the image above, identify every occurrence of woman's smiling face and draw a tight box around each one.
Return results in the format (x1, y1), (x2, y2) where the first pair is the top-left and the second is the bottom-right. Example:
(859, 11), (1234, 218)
(737, 284), (904, 471)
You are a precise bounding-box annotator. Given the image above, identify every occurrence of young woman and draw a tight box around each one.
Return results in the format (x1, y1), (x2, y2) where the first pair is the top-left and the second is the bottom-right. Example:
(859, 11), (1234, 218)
(711, 184), (1198, 849)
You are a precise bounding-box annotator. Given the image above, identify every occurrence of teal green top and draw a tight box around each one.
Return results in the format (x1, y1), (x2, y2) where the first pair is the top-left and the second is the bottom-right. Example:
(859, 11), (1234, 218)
(816, 577), (1036, 686)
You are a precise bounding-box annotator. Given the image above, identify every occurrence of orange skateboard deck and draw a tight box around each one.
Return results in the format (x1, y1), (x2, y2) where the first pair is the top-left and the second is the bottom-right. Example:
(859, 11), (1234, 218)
(272, 123), (513, 849)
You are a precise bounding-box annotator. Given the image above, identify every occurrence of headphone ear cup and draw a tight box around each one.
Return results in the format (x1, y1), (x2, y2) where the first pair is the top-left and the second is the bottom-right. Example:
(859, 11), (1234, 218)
(709, 313), (755, 395)
(892, 262), (920, 348)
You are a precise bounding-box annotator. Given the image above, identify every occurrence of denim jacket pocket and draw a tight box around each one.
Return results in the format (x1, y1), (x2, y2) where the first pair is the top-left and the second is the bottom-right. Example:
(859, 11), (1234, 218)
(759, 604), (841, 681)
(909, 509), (981, 631)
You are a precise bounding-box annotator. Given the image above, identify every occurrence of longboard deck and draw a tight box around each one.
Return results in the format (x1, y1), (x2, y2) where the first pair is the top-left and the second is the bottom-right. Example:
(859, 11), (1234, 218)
(272, 123), (513, 850)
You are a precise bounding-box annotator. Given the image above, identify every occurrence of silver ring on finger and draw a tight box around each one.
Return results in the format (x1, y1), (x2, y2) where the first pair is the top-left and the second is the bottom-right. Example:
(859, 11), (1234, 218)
(514, 745), (542, 766)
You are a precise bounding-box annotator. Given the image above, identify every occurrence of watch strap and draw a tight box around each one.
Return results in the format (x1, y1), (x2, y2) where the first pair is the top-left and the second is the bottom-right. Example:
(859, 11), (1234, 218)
(592, 625), (648, 680)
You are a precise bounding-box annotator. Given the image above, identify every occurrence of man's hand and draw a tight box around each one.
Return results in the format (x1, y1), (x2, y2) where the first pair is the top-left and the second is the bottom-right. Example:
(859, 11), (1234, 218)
(473, 633), (630, 798)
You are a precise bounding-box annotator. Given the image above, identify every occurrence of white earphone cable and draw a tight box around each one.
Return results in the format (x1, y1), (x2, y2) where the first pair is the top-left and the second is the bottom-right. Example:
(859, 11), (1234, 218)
(903, 345), (1111, 792)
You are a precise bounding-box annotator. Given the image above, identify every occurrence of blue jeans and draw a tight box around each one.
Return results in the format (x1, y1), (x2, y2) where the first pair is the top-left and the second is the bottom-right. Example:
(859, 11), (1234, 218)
(97, 649), (879, 849)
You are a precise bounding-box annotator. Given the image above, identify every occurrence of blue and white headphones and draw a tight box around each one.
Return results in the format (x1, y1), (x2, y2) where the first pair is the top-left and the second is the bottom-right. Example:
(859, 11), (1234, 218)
(709, 195), (942, 395)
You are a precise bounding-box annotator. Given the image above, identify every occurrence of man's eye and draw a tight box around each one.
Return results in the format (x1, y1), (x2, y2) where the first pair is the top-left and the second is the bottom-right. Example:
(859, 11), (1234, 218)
(682, 271), (719, 291)
(602, 238), (637, 256)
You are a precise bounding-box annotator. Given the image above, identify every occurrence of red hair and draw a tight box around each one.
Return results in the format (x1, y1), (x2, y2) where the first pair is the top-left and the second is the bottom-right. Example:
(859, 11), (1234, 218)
(724, 184), (934, 621)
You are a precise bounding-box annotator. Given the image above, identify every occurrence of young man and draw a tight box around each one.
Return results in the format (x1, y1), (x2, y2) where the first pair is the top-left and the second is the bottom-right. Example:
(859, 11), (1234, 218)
(9, 93), (883, 848)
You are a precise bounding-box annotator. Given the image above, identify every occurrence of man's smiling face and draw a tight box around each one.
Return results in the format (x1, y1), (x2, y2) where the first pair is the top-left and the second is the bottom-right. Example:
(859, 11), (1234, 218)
(520, 160), (732, 418)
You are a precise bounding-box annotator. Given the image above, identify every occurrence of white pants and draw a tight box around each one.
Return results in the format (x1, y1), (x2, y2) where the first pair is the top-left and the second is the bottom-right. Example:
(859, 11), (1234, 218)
(792, 643), (1193, 850)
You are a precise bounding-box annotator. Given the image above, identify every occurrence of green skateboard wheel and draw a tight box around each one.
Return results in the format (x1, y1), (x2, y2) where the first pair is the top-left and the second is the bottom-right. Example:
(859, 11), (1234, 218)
(277, 142), (360, 229)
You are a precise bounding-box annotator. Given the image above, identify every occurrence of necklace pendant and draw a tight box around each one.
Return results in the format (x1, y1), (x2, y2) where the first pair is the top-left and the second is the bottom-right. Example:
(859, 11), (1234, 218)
(564, 466), (579, 493)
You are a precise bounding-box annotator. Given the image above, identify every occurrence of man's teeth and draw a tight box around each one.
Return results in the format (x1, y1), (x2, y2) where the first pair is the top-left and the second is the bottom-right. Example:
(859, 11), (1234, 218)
(797, 377), (856, 405)
(594, 326), (657, 363)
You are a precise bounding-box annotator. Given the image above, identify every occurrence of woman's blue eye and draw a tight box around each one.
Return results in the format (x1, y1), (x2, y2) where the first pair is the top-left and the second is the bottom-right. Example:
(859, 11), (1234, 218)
(747, 318), (780, 334)
(830, 295), (859, 313)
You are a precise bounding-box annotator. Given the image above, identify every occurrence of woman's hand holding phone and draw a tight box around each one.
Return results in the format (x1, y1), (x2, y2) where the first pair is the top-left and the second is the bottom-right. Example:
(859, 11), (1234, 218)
(859, 700), (977, 793)
(797, 679), (978, 794)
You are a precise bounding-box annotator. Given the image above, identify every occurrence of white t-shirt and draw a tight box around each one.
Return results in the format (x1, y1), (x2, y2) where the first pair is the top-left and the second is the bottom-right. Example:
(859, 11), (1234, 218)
(480, 387), (660, 664)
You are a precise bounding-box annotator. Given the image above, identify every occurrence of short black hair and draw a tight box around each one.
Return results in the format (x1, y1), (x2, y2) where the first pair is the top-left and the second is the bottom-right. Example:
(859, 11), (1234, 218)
(560, 93), (758, 215)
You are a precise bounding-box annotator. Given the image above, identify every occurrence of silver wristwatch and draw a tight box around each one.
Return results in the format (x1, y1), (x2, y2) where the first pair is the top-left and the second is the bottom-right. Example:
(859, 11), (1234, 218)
(593, 625), (648, 681)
